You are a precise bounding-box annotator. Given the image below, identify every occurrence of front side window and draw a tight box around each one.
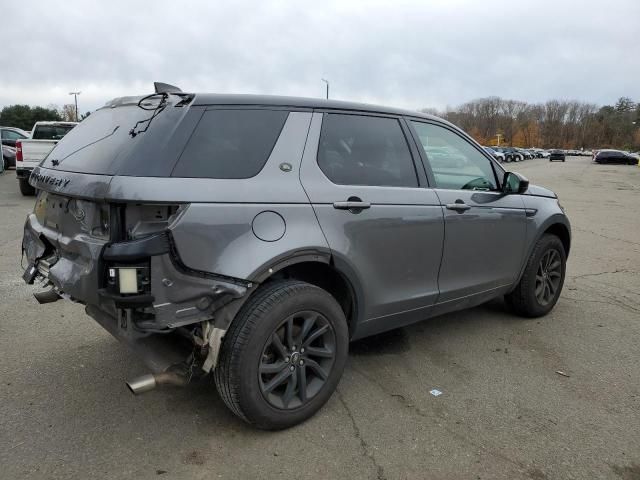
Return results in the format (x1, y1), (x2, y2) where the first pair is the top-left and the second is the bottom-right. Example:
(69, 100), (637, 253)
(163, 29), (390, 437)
(411, 121), (497, 191)
(317, 113), (418, 187)
(173, 109), (288, 179)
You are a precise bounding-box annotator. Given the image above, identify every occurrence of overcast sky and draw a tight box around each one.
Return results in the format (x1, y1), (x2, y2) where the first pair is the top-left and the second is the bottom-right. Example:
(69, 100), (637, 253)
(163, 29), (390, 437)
(2, 0), (638, 114)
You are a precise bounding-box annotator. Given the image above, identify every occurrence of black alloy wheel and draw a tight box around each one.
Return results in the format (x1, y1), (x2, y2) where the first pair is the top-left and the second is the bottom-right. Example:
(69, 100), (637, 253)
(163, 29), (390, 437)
(259, 311), (336, 410)
(506, 234), (567, 318)
(534, 249), (562, 307)
(214, 280), (348, 430)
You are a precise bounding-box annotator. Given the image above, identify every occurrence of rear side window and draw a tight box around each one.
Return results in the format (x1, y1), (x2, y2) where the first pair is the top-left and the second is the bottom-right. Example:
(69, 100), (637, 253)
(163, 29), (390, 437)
(317, 113), (418, 187)
(32, 125), (75, 140)
(2, 129), (27, 140)
(172, 109), (288, 179)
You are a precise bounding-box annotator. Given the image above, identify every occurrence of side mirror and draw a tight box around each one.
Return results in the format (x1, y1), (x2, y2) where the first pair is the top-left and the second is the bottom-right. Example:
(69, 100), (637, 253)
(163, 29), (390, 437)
(502, 171), (529, 194)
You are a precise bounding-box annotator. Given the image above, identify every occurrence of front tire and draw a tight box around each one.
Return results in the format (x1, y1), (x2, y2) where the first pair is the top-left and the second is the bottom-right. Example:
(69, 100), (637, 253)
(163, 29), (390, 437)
(19, 178), (36, 196)
(506, 234), (566, 318)
(214, 280), (349, 430)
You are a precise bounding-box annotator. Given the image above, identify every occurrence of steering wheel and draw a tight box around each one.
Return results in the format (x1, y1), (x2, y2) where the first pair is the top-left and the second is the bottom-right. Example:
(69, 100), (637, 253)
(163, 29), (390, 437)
(461, 177), (492, 190)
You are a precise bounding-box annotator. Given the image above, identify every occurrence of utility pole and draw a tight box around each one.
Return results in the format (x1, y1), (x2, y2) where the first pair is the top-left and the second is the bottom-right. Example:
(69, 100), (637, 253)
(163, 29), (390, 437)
(69, 91), (81, 121)
(321, 78), (329, 99)
(495, 133), (503, 146)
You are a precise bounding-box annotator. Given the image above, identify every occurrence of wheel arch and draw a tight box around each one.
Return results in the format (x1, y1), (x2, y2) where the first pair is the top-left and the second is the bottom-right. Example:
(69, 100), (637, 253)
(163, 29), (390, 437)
(259, 260), (361, 339)
(242, 251), (362, 339)
(512, 216), (571, 290)
(544, 222), (571, 256)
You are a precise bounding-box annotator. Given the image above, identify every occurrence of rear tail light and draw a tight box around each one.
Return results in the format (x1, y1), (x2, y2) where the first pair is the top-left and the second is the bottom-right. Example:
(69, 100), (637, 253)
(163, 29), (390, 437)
(16, 141), (23, 162)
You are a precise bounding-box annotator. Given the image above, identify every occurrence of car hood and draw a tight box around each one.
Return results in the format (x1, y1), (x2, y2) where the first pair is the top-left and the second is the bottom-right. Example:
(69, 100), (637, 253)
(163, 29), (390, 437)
(524, 184), (557, 198)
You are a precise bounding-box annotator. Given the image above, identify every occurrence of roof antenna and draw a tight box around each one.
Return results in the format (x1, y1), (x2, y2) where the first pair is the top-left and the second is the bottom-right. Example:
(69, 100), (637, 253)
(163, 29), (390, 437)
(154, 82), (182, 94)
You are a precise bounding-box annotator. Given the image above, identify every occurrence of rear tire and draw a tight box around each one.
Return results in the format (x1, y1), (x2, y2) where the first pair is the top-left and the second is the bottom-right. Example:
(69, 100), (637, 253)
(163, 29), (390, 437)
(19, 178), (36, 196)
(214, 280), (349, 430)
(506, 234), (566, 318)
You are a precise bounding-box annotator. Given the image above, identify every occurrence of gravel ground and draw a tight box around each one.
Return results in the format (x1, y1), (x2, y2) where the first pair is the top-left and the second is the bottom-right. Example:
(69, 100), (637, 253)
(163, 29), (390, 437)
(1, 156), (639, 480)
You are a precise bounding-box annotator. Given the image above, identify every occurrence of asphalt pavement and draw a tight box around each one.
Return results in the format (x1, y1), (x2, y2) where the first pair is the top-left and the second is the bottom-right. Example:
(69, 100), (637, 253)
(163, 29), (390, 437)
(1, 156), (639, 480)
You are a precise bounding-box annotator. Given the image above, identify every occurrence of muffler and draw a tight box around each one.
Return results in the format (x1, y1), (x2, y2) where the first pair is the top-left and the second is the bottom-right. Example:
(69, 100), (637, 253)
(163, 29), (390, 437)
(33, 288), (61, 304)
(126, 369), (190, 395)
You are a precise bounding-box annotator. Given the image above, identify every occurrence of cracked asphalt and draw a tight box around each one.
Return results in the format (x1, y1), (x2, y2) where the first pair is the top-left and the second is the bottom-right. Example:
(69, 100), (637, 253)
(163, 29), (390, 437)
(1, 156), (639, 480)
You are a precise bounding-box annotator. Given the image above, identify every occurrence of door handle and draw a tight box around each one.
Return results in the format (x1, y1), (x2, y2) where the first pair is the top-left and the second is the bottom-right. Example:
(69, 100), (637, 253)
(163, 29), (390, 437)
(333, 201), (371, 210)
(445, 202), (471, 212)
(333, 196), (371, 212)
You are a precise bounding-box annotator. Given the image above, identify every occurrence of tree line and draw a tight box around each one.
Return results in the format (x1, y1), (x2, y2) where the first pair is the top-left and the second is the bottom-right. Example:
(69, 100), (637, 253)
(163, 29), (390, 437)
(0, 104), (90, 132)
(421, 96), (640, 151)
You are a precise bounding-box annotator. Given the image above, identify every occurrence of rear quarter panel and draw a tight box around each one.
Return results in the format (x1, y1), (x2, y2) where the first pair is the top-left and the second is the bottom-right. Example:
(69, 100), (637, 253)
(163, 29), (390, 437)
(134, 111), (332, 281)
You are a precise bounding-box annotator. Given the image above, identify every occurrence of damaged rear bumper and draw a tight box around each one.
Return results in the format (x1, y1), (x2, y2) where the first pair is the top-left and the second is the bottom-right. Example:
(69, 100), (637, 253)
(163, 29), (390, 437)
(22, 211), (251, 373)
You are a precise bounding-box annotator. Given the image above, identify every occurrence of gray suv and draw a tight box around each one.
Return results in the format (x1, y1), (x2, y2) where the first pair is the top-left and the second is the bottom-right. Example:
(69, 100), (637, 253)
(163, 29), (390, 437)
(21, 84), (570, 429)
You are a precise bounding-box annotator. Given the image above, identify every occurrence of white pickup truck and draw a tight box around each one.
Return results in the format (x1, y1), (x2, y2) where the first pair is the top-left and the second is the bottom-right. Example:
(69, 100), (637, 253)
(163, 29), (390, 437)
(16, 121), (77, 195)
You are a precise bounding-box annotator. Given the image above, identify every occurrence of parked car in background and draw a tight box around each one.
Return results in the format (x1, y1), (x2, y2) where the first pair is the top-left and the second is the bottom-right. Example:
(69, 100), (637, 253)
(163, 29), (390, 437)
(483, 146), (505, 162)
(513, 148), (531, 160)
(495, 146), (523, 162)
(16, 121), (77, 195)
(594, 149), (639, 165)
(1, 126), (30, 169)
(21, 84), (571, 430)
(1, 145), (16, 172)
(549, 149), (566, 162)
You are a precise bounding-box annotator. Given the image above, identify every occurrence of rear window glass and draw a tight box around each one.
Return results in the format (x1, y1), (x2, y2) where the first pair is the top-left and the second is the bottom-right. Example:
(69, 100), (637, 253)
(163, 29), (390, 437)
(172, 109), (288, 179)
(33, 125), (75, 140)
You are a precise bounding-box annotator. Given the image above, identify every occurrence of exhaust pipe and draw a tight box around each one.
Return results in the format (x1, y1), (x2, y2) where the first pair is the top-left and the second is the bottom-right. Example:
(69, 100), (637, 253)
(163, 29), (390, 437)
(33, 288), (61, 304)
(126, 369), (190, 395)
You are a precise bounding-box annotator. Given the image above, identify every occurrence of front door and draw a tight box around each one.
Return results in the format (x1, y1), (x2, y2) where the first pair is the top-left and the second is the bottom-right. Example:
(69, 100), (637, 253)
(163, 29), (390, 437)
(408, 120), (527, 303)
(300, 112), (444, 335)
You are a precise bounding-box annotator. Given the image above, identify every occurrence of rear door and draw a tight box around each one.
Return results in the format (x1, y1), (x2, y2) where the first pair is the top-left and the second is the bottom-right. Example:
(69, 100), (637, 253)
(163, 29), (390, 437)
(408, 120), (527, 303)
(300, 112), (444, 335)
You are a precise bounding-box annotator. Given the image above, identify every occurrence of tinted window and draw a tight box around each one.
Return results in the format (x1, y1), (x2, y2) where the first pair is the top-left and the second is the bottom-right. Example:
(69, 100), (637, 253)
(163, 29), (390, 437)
(2, 129), (27, 140)
(33, 125), (75, 140)
(317, 114), (417, 187)
(173, 109), (288, 179)
(411, 121), (497, 191)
